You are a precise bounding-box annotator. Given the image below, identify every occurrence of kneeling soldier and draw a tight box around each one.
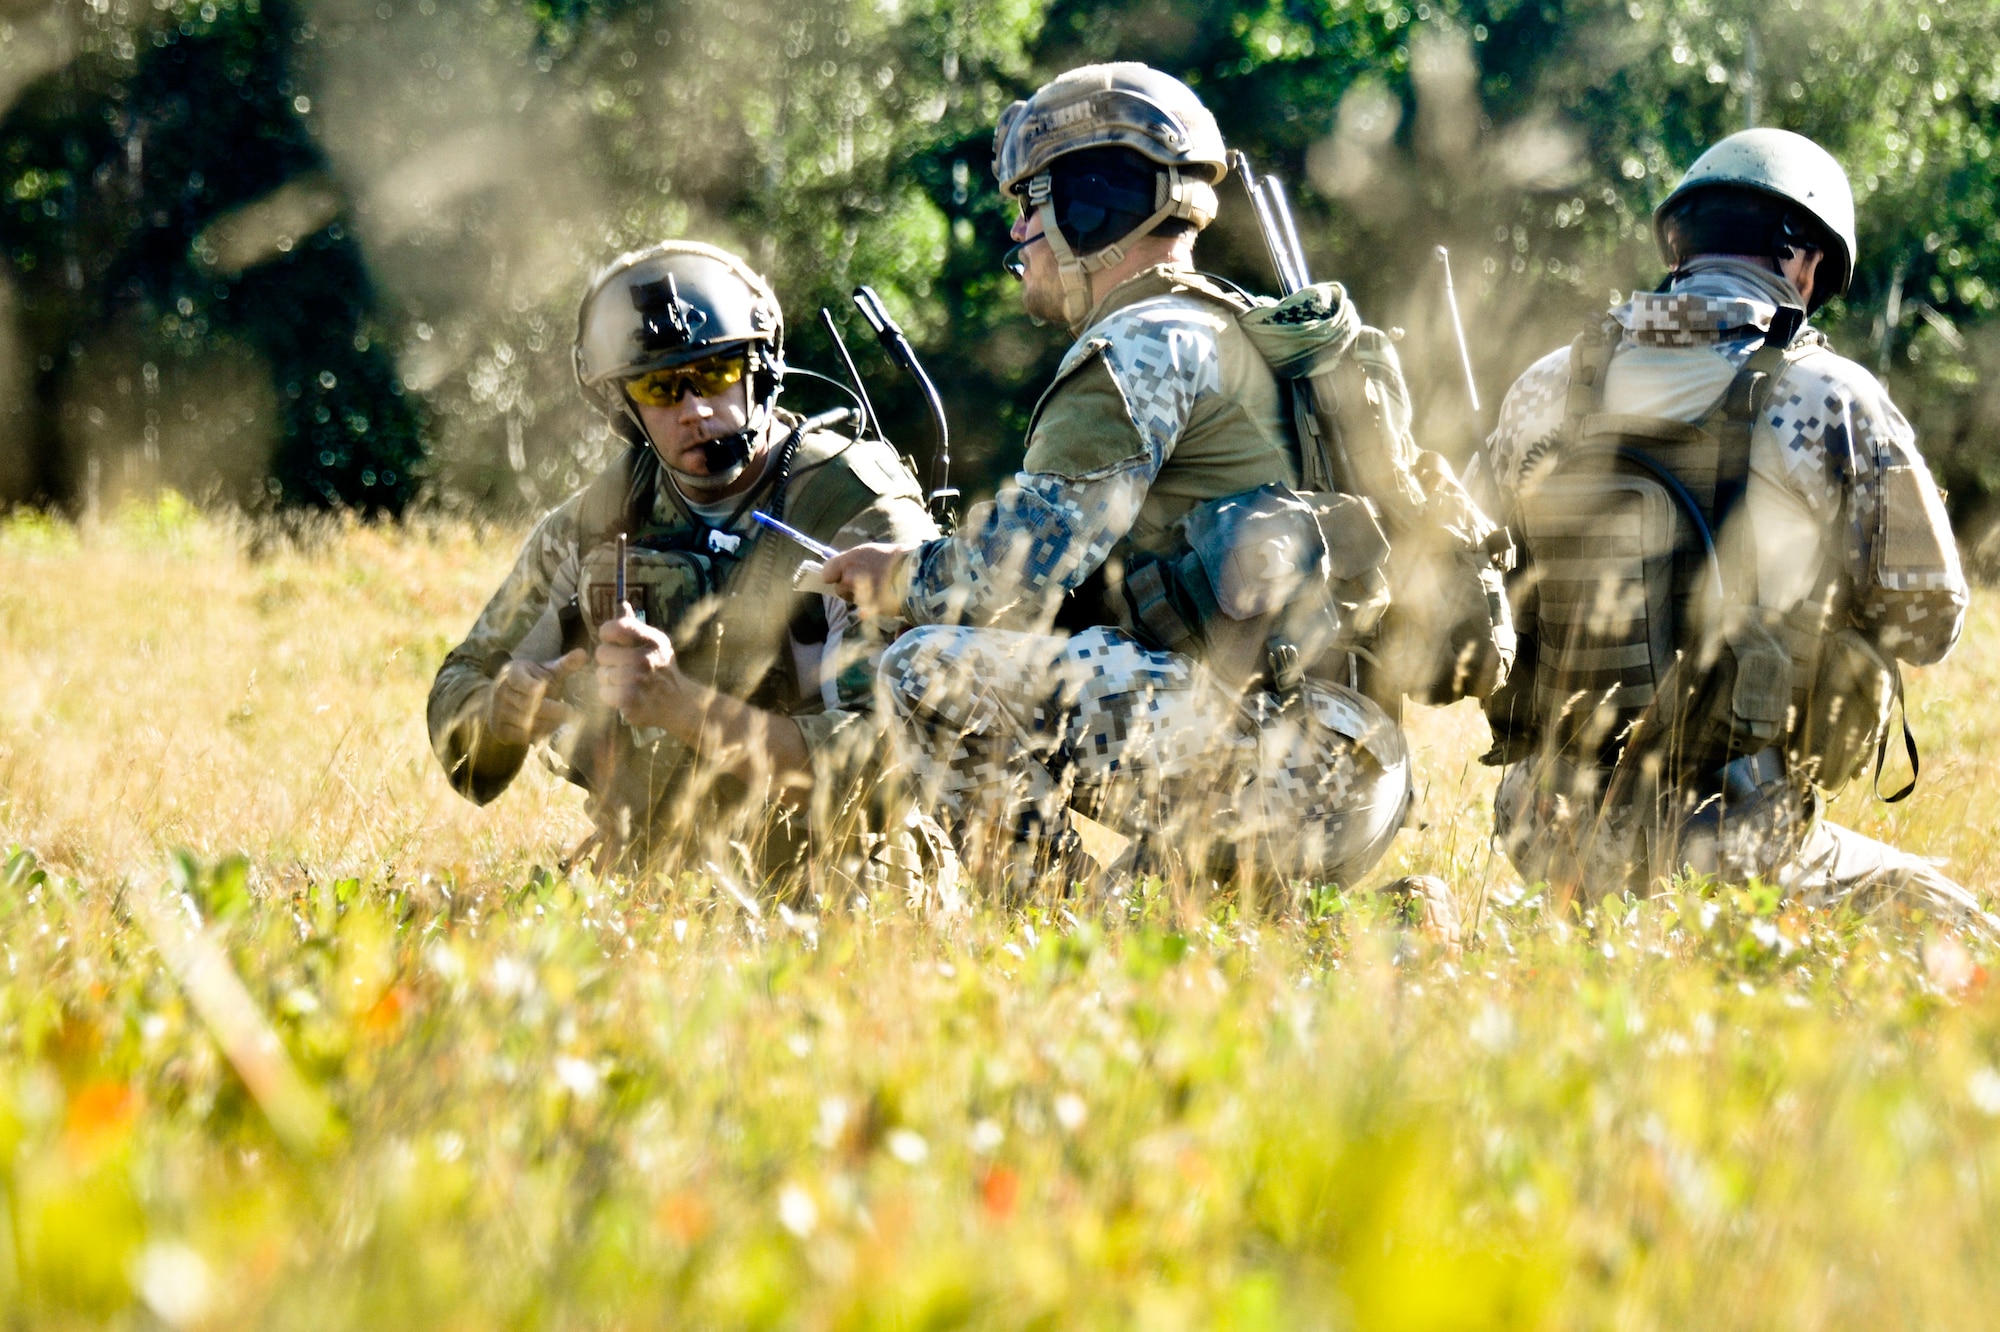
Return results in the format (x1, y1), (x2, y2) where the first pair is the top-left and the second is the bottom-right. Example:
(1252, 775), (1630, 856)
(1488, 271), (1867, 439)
(429, 242), (937, 872)
(825, 64), (1412, 887)
(1480, 129), (1989, 927)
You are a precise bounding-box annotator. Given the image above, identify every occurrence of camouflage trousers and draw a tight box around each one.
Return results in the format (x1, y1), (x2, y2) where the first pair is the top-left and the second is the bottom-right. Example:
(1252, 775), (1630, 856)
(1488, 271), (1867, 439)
(1494, 757), (1997, 935)
(879, 624), (1411, 885)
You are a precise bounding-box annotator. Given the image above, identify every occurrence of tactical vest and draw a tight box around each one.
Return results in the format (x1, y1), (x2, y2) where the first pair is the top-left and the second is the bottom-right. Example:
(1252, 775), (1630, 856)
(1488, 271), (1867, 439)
(1485, 310), (1907, 797)
(564, 420), (917, 700)
(1058, 272), (1511, 704)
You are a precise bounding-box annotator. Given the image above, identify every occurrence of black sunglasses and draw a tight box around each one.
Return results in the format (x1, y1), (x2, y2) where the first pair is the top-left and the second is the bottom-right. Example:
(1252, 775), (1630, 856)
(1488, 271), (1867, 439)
(1003, 230), (1049, 281)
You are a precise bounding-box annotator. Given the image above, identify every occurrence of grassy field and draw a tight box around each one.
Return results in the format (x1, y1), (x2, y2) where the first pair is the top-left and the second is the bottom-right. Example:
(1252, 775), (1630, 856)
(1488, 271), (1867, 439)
(4, 497), (2000, 1328)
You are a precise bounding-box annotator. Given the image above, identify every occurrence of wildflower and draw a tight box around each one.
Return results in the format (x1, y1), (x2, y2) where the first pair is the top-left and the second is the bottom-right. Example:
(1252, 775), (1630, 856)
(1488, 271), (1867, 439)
(968, 1118), (1004, 1155)
(1968, 1067), (2000, 1116)
(131, 1242), (212, 1327)
(979, 1164), (1020, 1219)
(778, 1184), (818, 1237)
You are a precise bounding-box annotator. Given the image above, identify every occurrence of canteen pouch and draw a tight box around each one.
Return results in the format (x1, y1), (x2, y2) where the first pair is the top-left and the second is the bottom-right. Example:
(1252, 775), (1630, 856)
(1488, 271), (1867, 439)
(1119, 483), (1389, 690)
(1792, 627), (1896, 791)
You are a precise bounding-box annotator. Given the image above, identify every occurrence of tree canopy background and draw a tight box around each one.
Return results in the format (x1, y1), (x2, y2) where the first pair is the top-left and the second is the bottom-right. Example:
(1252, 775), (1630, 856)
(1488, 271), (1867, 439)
(3, 0), (1996, 545)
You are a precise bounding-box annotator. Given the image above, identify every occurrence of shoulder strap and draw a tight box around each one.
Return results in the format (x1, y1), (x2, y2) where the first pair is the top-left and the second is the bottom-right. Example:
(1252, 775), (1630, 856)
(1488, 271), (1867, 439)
(782, 432), (915, 538)
(1561, 317), (1623, 446)
(577, 445), (654, 549)
(1179, 270), (1258, 314)
(1704, 304), (1807, 605)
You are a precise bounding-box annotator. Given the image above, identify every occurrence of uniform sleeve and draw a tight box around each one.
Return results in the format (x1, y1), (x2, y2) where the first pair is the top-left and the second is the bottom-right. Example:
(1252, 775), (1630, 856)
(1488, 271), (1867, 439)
(1833, 377), (1968, 664)
(903, 305), (1219, 628)
(1482, 344), (1574, 508)
(427, 496), (585, 803)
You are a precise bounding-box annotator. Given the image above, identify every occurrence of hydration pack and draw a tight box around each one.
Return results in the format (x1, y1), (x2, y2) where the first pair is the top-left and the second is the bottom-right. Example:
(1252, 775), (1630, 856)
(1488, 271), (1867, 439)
(1483, 307), (1910, 799)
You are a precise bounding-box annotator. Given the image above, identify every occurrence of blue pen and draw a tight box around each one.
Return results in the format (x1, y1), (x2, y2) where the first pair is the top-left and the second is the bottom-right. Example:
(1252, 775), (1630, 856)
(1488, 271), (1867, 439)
(750, 510), (840, 560)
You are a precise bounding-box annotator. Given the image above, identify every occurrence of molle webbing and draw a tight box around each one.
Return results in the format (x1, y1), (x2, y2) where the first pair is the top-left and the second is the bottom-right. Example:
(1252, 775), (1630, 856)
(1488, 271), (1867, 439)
(1525, 309), (1810, 765)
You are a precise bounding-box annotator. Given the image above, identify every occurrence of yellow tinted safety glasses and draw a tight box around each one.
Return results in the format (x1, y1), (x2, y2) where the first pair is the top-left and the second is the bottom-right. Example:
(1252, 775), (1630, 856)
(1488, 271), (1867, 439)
(623, 353), (747, 407)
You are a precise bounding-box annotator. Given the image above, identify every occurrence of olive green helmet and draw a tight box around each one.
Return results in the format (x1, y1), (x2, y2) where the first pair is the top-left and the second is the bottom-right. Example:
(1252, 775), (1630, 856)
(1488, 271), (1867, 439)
(994, 63), (1230, 327)
(1654, 128), (1857, 305)
(573, 240), (784, 409)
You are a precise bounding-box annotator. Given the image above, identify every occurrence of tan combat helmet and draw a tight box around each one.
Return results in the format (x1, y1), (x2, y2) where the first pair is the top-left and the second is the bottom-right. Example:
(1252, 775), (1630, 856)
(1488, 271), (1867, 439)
(1655, 128), (1858, 308)
(574, 240), (785, 424)
(993, 63), (1230, 327)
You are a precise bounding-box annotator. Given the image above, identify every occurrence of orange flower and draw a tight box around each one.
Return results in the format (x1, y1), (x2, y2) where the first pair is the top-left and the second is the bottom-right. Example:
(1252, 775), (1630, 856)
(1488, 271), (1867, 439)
(65, 1080), (138, 1157)
(979, 1165), (1019, 1220)
(360, 985), (412, 1035)
(656, 1191), (712, 1245)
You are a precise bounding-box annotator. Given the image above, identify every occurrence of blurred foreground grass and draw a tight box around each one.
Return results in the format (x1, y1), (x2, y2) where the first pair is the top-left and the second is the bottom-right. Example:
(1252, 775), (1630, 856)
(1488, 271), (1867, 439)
(3, 498), (2000, 1328)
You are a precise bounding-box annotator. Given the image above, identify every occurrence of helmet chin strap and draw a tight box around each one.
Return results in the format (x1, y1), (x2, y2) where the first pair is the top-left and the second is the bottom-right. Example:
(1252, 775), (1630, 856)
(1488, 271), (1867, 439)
(1028, 165), (1218, 333)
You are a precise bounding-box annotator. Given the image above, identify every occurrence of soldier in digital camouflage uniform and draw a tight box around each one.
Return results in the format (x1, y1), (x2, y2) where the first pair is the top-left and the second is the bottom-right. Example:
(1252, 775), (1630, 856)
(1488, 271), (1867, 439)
(824, 65), (1411, 887)
(1479, 129), (1990, 927)
(429, 242), (937, 875)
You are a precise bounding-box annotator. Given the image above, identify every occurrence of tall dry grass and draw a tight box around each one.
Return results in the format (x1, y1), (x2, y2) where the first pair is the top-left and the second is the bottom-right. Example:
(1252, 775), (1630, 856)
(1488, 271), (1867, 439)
(0, 495), (590, 888)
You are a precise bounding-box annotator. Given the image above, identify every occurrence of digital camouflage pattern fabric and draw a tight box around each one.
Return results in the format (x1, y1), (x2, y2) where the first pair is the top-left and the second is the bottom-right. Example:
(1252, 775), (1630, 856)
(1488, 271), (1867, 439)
(1483, 258), (1979, 923)
(430, 423), (935, 873)
(892, 264), (1411, 884)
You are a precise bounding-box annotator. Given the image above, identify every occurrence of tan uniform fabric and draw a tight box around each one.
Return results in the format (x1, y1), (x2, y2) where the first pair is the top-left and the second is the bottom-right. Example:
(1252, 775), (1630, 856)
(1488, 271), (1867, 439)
(429, 420), (935, 869)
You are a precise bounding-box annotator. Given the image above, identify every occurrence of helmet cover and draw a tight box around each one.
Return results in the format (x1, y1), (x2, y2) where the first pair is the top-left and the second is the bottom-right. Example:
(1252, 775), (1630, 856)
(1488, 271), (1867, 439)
(993, 64), (1229, 328)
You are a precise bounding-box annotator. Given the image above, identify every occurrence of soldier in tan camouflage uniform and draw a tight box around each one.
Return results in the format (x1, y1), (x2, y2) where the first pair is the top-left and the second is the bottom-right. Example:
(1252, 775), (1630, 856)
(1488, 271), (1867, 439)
(1479, 129), (1989, 927)
(825, 65), (1412, 887)
(429, 242), (936, 874)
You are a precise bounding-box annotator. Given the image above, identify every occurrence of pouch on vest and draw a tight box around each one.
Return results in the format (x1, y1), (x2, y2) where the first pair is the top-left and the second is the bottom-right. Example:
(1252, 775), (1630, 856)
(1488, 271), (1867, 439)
(1792, 626), (1895, 790)
(578, 542), (717, 647)
(1117, 483), (1390, 692)
(1238, 282), (1514, 705)
(1512, 465), (1680, 761)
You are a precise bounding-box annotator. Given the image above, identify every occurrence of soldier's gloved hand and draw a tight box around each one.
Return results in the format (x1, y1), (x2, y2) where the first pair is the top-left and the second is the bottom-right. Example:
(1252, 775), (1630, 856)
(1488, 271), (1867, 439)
(595, 606), (682, 729)
(821, 540), (919, 619)
(487, 650), (588, 747)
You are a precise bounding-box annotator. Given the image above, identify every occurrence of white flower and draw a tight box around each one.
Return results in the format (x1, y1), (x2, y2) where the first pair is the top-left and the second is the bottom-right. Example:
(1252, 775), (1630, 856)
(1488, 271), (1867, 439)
(131, 1242), (212, 1327)
(1054, 1094), (1087, 1133)
(968, 1118), (1004, 1155)
(814, 1097), (849, 1149)
(1469, 1002), (1514, 1053)
(553, 1056), (601, 1099)
(1968, 1067), (2000, 1116)
(777, 1184), (818, 1237)
(887, 1128), (929, 1165)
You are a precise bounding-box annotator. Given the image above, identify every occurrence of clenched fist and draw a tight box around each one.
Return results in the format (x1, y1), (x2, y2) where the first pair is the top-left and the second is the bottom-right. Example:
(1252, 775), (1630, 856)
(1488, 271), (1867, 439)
(595, 607), (684, 729)
(486, 649), (588, 746)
